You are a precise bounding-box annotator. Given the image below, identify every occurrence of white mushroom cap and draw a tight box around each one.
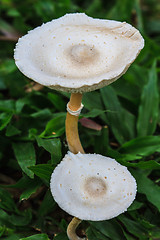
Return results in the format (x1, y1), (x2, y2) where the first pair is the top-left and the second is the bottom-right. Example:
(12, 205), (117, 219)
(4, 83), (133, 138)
(14, 13), (144, 93)
(50, 152), (137, 221)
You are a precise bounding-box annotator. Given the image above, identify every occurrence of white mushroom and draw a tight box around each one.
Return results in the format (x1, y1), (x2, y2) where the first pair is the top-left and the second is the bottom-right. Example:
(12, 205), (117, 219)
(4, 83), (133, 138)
(14, 14), (142, 239)
(50, 152), (137, 221)
(14, 13), (144, 93)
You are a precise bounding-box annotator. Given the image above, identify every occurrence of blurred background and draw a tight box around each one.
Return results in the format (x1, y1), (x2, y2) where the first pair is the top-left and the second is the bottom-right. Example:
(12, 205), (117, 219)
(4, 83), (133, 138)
(0, 0), (160, 240)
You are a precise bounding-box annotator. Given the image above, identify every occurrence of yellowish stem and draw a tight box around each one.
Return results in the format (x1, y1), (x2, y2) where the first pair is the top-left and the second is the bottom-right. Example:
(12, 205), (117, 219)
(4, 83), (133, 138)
(65, 93), (85, 239)
(67, 217), (85, 240)
(65, 93), (85, 154)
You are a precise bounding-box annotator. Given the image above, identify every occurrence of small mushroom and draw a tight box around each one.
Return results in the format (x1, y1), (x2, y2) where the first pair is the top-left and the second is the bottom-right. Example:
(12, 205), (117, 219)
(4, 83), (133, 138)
(14, 13), (144, 93)
(50, 152), (137, 221)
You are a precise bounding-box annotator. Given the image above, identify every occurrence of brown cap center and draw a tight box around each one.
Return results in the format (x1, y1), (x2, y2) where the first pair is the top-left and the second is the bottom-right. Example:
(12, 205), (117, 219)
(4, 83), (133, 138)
(84, 176), (107, 198)
(71, 45), (97, 64)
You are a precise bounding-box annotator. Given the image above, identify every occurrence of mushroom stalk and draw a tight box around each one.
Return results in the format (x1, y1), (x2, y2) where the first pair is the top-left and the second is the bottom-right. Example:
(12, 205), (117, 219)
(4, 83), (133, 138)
(67, 217), (85, 240)
(65, 93), (85, 154)
(65, 93), (85, 239)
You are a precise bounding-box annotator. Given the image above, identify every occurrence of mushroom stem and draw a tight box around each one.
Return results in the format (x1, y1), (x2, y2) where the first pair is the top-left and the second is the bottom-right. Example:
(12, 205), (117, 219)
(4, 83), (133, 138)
(67, 217), (85, 240)
(65, 93), (85, 240)
(65, 93), (85, 154)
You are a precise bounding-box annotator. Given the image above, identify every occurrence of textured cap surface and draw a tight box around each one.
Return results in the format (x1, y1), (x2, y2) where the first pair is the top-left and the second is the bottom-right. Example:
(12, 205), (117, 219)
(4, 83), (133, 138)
(14, 13), (144, 93)
(50, 152), (137, 220)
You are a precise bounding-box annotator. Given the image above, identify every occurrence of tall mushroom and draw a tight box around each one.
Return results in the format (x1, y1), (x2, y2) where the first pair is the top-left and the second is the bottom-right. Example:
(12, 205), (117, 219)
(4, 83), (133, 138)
(14, 13), (144, 240)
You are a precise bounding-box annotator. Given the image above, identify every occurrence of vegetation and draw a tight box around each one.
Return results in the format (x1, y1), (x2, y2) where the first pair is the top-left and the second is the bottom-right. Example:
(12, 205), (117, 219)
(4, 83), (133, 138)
(0, 0), (160, 239)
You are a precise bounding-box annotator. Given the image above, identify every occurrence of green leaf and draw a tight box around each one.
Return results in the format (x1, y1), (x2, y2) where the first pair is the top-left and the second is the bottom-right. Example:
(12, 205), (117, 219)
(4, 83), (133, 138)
(0, 112), (13, 131)
(128, 201), (143, 211)
(87, 226), (110, 240)
(12, 142), (36, 178)
(107, 0), (134, 22)
(10, 210), (32, 226)
(0, 226), (7, 237)
(0, 76), (7, 90)
(30, 108), (52, 119)
(19, 234), (49, 240)
(1, 176), (42, 202)
(40, 114), (65, 138)
(118, 215), (148, 239)
(134, 0), (144, 33)
(131, 169), (160, 212)
(90, 219), (126, 240)
(36, 137), (62, 164)
(101, 86), (136, 144)
(147, 20), (160, 34)
(36, 190), (56, 229)
(0, 209), (10, 226)
(119, 135), (160, 156)
(107, 148), (160, 170)
(140, 219), (155, 230)
(38, 190), (55, 217)
(137, 61), (159, 136)
(54, 232), (68, 240)
(0, 188), (18, 213)
(0, 175), (39, 189)
(82, 109), (108, 118)
(15, 98), (27, 113)
(94, 126), (109, 156)
(0, 19), (19, 39)
(0, 59), (17, 74)
(0, 99), (15, 112)
(0, 226), (14, 237)
(112, 65), (148, 104)
(6, 124), (21, 137)
(86, 0), (103, 17)
(120, 159), (160, 170)
(83, 91), (107, 122)
(117, 153), (142, 161)
(150, 228), (160, 238)
(7, 8), (21, 17)
(5, 234), (21, 240)
(48, 92), (66, 111)
(20, 178), (42, 201)
(29, 164), (54, 183)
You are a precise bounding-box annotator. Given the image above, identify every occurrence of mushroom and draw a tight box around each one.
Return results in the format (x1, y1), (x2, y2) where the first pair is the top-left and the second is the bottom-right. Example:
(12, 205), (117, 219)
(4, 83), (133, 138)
(50, 152), (137, 239)
(14, 12), (144, 154)
(14, 13), (144, 240)
(50, 152), (137, 221)
(14, 13), (144, 93)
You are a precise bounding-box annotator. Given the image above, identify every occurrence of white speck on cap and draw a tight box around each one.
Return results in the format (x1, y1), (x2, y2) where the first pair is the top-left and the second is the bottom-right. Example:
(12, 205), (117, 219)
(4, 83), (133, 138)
(14, 13), (144, 93)
(50, 152), (137, 221)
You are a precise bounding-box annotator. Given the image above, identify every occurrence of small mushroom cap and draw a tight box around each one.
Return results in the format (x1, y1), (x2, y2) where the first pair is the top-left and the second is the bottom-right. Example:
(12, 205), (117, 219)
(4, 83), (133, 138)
(50, 152), (137, 221)
(14, 13), (144, 93)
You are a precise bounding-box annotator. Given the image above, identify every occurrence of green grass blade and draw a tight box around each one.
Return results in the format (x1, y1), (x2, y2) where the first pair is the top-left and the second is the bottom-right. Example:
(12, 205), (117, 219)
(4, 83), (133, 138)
(12, 142), (36, 178)
(137, 61), (159, 137)
(101, 86), (136, 144)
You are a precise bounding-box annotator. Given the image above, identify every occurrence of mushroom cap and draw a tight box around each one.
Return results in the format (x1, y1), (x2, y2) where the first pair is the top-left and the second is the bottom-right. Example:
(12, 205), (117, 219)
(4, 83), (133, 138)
(14, 13), (144, 93)
(50, 152), (137, 221)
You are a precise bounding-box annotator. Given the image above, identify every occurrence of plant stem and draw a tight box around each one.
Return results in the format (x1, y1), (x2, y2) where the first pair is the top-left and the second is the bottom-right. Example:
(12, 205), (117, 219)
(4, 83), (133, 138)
(65, 93), (85, 154)
(65, 93), (85, 240)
